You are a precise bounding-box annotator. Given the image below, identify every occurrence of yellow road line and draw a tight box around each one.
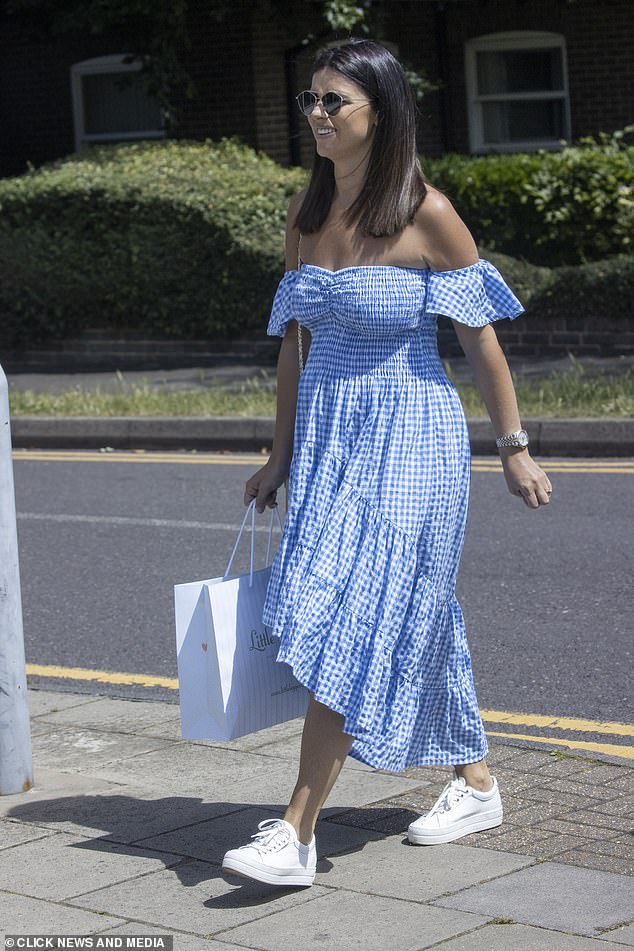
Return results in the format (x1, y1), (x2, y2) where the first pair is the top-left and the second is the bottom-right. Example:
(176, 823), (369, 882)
(473, 467), (634, 474)
(481, 709), (634, 737)
(27, 663), (178, 690)
(11, 450), (634, 474)
(12, 451), (269, 466)
(486, 730), (634, 761)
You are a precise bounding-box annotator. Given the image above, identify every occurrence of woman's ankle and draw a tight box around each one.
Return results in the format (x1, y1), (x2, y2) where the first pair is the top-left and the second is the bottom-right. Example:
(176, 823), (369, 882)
(283, 809), (314, 846)
(454, 761), (493, 792)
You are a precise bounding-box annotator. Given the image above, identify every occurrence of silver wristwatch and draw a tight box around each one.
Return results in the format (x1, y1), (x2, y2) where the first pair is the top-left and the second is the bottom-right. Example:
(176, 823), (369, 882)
(496, 428), (529, 448)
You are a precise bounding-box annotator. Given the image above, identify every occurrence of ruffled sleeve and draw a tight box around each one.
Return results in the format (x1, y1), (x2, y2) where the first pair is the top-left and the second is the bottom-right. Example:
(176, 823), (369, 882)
(266, 269), (300, 337)
(426, 258), (524, 327)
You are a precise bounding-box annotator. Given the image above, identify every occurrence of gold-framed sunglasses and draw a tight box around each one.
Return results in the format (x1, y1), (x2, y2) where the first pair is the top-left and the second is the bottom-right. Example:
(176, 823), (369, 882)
(295, 90), (374, 117)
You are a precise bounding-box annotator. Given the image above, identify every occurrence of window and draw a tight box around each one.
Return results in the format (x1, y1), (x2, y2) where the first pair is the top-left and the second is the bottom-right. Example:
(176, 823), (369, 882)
(71, 55), (166, 151)
(465, 32), (571, 153)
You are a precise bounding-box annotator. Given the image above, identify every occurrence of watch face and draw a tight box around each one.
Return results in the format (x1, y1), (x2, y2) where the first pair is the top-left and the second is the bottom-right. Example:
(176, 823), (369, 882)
(518, 431), (529, 446)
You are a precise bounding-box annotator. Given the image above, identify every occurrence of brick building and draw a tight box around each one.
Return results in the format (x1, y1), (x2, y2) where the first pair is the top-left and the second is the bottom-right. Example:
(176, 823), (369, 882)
(1, 0), (632, 178)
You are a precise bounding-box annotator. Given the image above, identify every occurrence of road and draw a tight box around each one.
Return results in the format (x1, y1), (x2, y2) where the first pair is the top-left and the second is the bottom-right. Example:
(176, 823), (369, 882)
(11, 449), (634, 761)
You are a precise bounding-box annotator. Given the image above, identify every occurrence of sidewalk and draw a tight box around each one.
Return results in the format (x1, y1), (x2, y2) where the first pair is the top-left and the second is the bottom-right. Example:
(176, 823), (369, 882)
(6, 354), (634, 455)
(1, 687), (633, 949)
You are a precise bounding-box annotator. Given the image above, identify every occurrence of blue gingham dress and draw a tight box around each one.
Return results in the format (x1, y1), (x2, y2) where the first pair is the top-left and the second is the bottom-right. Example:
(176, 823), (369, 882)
(261, 258), (524, 772)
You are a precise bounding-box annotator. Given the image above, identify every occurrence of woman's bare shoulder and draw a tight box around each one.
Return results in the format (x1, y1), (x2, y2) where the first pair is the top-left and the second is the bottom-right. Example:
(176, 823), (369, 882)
(414, 185), (478, 271)
(285, 189), (308, 269)
(288, 189), (307, 218)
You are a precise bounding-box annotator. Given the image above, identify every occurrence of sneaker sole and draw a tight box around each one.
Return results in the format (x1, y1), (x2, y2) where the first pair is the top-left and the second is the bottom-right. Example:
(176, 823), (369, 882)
(222, 856), (315, 887)
(407, 807), (503, 845)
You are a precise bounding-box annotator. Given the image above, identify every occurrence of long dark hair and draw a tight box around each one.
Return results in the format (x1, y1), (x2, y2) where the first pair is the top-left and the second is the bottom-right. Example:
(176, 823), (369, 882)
(296, 38), (428, 238)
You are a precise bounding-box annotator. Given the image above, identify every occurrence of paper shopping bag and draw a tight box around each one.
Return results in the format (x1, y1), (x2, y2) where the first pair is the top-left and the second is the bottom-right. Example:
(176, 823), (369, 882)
(174, 498), (309, 741)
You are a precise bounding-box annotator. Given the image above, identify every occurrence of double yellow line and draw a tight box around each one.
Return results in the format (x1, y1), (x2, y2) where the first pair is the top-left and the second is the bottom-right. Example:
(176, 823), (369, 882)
(25, 662), (634, 761)
(12, 450), (634, 475)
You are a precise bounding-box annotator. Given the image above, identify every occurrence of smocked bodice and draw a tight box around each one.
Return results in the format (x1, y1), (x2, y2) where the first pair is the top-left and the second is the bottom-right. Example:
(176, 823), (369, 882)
(267, 258), (524, 340)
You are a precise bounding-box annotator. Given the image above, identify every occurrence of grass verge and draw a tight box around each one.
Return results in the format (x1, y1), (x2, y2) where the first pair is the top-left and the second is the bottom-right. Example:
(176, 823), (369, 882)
(8, 357), (634, 418)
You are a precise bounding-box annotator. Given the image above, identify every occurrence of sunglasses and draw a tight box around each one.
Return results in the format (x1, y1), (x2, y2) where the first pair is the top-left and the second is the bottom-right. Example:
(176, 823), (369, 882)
(295, 90), (374, 117)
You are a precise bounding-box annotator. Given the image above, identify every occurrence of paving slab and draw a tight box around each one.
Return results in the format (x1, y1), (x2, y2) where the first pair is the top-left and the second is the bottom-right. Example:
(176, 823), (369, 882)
(323, 801), (423, 835)
(310, 834), (535, 901)
(83, 741), (293, 794)
(467, 826), (600, 858)
(136, 713), (306, 747)
(217, 889), (490, 951)
(3, 688), (632, 948)
(587, 795), (634, 818)
(3, 786), (250, 844)
(0, 766), (127, 819)
(87, 742), (423, 811)
(33, 696), (183, 734)
(554, 850), (634, 877)
(428, 922), (633, 951)
(0, 817), (57, 849)
(597, 922), (634, 946)
(136, 804), (385, 863)
(432, 862), (634, 937)
(0, 831), (183, 901)
(535, 818), (624, 838)
(69, 858), (330, 937)
(510, 782), (603, 810)
(569, 764), (632, 785)
(0, 892), (126, 938)
(242, 730), (377, 772)
(30, 727), (178, 771)
(572, 810), (634, 834)
(100, 923), (241, 951)
(29, 719), (71, 738)
(26, 689), (104, 717)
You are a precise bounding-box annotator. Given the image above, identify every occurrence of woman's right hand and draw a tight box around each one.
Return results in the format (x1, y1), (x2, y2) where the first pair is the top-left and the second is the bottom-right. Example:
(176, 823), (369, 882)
(244, 457), (291, 513)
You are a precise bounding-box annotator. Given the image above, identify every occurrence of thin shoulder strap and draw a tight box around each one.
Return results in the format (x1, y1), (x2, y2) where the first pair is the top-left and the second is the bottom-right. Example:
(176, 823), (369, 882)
(296, 232), (304, 375)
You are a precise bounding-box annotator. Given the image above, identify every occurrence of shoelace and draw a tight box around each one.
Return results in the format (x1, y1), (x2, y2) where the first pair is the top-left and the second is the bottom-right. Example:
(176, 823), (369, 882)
(427, 777), (470, 817)
(244, 819), (292, 854)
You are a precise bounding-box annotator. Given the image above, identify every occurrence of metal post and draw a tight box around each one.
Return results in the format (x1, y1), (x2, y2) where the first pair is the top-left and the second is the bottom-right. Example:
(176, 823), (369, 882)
(0, 363), (33, 795)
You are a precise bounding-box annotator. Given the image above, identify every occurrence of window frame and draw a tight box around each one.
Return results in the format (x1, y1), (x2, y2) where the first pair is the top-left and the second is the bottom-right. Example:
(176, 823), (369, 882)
(70, 54), (167, 152)
(465, 31), (571, 154)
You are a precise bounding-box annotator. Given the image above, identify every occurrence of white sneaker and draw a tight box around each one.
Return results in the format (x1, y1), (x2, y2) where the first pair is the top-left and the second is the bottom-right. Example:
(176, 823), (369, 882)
(407, 773), (503, 845)
(222, 818), (317, 887)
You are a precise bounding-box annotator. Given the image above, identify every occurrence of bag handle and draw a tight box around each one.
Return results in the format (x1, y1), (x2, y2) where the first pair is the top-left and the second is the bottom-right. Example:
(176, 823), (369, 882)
(224, 498), (284, 585)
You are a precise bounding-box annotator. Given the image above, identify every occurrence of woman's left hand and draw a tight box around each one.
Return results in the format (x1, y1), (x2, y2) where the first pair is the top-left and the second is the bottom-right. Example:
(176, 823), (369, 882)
(500, 450), (553, 508)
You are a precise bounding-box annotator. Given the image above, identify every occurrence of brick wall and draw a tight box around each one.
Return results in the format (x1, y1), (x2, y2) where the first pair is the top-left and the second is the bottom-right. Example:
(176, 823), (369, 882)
(443, 0), (634, 154)
(439, 319), (634, 359)
(0, 3), (256, 177)
(173, 5), (256, 146)
(0, 13), (131, 176)
(3, 0), (631, 177)
(250, 9), (297, 166)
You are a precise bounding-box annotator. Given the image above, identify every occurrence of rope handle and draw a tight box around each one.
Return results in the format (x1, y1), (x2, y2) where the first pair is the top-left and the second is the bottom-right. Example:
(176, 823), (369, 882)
(224, 498), (284, 587)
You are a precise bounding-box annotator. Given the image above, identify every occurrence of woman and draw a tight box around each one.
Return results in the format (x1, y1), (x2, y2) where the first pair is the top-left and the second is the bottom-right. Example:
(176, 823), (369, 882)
(222, 38), (552, 888)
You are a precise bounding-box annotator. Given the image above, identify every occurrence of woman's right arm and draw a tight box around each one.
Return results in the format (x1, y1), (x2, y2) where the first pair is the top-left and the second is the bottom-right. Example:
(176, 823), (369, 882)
(245, 191), (310, 512)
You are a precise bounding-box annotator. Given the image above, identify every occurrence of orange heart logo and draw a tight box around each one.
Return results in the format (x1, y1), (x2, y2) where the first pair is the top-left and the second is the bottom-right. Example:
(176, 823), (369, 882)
(201, 643), (208, 652)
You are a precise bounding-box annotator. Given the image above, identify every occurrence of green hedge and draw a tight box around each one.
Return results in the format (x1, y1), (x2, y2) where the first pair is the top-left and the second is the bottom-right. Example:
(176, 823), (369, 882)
(426, 128), (634, 266)
(0, 135), (632, 347)
(516, 253), (634, 327)
(0, 139), (305, 347)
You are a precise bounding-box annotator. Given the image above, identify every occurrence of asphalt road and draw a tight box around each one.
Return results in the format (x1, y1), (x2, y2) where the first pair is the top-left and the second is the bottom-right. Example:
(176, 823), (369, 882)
(11, 450), (634, 751)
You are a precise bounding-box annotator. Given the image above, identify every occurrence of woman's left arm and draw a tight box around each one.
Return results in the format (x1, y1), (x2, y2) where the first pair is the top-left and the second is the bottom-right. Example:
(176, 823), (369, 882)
(415, 188), (552, 510)
(453, 322), (552, 509)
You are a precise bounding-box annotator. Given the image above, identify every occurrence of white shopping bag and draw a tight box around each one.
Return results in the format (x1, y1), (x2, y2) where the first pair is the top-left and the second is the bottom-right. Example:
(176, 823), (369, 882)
(174, 497), (309, 741)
